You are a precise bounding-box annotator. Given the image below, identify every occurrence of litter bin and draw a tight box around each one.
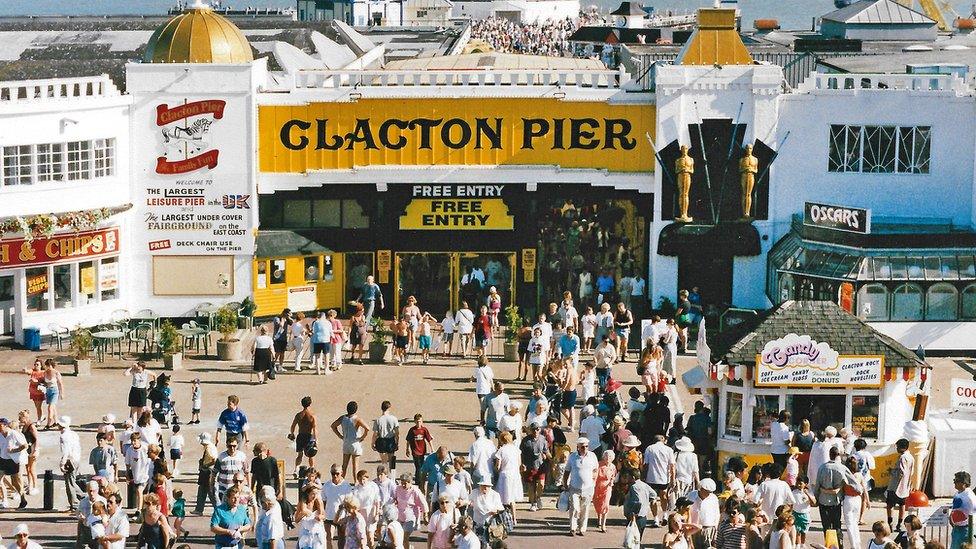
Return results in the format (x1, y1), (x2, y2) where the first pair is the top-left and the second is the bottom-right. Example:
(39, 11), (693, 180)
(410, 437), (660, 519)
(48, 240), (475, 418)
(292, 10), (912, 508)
(23, 327), (41, 351)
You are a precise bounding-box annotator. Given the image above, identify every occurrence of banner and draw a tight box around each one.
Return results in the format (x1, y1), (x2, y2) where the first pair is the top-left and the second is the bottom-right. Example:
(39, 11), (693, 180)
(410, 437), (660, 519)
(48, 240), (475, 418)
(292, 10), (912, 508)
(803, 202), (871, 234)
(259, 98), (655, 173)
(0, 228), (120, 270)
(755, 333), (883, 387)
(951, 379), (976, 410)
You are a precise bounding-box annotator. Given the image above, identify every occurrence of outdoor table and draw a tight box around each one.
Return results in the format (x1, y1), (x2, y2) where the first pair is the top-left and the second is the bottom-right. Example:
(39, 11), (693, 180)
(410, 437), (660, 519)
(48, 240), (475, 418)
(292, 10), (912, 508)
(92, 330), (125, 362)
(130, 313), (160, 330)
(178, 327), (210, 356)
(195, 305), (220, 329)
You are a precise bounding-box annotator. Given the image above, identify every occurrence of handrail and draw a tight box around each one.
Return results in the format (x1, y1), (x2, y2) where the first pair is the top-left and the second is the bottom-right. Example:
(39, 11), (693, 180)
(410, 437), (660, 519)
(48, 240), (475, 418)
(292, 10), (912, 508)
(795, 72), (968, 94)
(294, 68), (630, 89)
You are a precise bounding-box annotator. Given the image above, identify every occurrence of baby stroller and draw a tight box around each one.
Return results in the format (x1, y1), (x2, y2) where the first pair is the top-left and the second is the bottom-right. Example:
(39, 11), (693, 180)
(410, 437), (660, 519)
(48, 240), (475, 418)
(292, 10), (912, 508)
(148, 374), (180, 427)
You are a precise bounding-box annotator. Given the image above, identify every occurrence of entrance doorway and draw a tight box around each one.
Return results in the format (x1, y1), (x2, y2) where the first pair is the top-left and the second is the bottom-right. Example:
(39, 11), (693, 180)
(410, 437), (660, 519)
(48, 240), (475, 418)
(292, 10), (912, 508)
(344, 252), (375, 315)
(678, 254), (732, 311)
(395, 252), (515, 315)
(0, 274), (12, 335)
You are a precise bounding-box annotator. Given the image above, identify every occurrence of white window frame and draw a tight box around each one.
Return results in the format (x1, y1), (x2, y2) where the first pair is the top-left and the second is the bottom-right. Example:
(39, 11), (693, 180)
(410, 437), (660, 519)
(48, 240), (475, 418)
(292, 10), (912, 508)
(1, 138), (116, 188)
(92, 138), (115, 178)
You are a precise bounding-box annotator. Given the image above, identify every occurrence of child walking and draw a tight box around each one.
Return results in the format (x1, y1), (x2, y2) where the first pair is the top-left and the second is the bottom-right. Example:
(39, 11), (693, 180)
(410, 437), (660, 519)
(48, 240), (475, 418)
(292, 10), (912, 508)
(169, 424), (185, 476)
(188, 378), (202, 425)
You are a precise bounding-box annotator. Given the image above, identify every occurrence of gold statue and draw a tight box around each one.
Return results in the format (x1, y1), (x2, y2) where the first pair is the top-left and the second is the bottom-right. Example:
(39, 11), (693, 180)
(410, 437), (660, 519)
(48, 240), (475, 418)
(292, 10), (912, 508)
(739, 144), (759, 220)
(674, 145), (694, 222)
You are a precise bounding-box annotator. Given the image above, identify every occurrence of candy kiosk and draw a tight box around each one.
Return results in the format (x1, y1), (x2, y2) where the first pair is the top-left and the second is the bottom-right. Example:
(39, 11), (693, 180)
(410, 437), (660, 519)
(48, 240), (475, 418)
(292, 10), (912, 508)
(700, 300), (930, 487)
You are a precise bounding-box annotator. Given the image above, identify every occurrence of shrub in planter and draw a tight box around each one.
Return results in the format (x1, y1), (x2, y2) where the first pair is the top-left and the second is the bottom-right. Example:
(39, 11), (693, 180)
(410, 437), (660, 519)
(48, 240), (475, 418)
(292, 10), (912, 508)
(503, 304), (521, 361)
(158, 320), (183, 370)
(215, 306), (242, 361)
(238, 297), (256, 328)
(69, 326), (93, 376)
(367, 315), (393, 363)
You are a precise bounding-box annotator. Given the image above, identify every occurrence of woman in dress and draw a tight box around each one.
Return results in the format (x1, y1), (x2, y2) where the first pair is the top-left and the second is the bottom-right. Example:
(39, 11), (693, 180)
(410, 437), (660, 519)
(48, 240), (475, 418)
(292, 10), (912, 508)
(473, 305), (492, 358)
(123, 361), (155, 423)
(379, 503), (405, 549)
(41, 359), (64, 430)
(592, 450), (617, 533)
(18, 410), (39, 495)
(581, 306), (597, 353)
(251, 326), (274, 384)
(487, 286), (502, 329)
(493, 431), (522, 525)
(661, 318), (680, 381)
(349, 304), (367, 365)
(295, 483), (327, 549)
(340, 495), (368, 549)
(639, 343), (664, 394)
(22, 358), (45, 425)
(136, 493), (170, 549)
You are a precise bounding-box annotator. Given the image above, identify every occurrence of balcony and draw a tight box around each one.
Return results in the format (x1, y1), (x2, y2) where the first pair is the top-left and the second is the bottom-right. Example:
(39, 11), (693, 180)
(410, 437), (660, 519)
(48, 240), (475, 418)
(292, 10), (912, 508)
(0, 75), (120, 103)
(795, 72), (969, 95)
(294, 68), (631, 90)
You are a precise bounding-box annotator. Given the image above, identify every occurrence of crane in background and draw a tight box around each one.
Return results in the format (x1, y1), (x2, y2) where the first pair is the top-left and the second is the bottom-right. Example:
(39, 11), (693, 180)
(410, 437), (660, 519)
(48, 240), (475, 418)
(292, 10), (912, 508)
(893, 0), (959, 31)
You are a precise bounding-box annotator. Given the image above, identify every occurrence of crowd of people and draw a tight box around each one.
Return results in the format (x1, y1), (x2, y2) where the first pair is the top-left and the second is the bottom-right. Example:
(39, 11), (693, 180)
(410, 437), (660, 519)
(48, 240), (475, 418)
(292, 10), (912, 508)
(470, 17), (581, 58)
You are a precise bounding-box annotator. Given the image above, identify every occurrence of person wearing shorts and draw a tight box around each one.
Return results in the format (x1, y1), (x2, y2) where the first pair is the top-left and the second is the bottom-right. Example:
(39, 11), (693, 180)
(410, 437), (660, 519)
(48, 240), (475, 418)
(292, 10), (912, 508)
(392, 317), (410, 366)
(417, 312), (434, 365)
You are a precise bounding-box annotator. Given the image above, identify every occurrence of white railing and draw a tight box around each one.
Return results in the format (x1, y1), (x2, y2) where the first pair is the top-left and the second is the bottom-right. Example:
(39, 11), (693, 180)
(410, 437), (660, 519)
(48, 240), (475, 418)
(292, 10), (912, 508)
(0, 75), (120, 103)
(295, 68), (630, 89)
(796, 72), (969, 94)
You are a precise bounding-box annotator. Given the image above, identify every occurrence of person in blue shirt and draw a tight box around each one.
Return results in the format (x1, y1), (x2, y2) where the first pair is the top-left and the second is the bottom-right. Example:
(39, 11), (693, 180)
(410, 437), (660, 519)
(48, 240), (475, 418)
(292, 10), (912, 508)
(596, 271), (615, 305)
(357, 275), (385, 324)
(211, 484), (252, 549)
(419, 446), (455, 498)
(559, 326), (581, 369)
(216, 395), (249, 447)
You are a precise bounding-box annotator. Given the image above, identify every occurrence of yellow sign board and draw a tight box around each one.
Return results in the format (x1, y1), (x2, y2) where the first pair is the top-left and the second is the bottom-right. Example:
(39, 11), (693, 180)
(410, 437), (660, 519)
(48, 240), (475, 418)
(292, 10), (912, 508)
(522, 248), (536, 282)
(400, 199), (514, 230)
(258, 98), (655, 173)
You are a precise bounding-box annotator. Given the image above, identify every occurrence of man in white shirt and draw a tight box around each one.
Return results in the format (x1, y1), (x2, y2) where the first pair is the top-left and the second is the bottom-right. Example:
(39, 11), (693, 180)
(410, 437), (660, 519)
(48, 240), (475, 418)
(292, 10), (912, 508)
(469, 480), (503, 528)
(322, 465), (353, 544)
(433, 465), (468, 508)
(56, 416), (85, 512)
(472, 357), (495, 420)
(770, 411), (793, 468)
(7, 523), (42, 549)
(578, 406), (606, 453)
(0, 419), (27, 510)
(468, 427), (495, 486)
(754, 462), (795, 525)
(593, 337), (617, 392)
(689, 478), (720, 547)
(642, 435), (675, 527)
(563, 438), (599, 536)
(103, 493), (129, 549)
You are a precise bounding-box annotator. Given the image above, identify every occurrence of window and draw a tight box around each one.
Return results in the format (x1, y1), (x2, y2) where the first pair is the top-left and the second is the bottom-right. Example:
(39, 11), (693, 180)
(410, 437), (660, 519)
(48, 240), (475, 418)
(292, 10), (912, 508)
(778, 274), (794, 303)
(828, 125), (931, 174)
(851, 395), (880, 439)
(270, 259), (286, 285)
(891, 283), (923, 321)
(25, 267), (48, 312)
(312, 199), (341, 228)
(36, 143), (64, 183)
(66, 141), (91, 180)
(54, 264), (73, 309)
(787, 394), (846, 434)
(858, 284), (888, 321)
(3, 145), (32, 186)
(752, 394), (780, 441)
(99, 256), (119, 301)
(725, 392), (743, 438)
(282, 200), (311, 228)
(304, 256), (319, 282)
(342, 199), (370, 228)
(93, 138), (115, 178)
(963, 284), (976, 320)
(926, 283), (958, 320)
(0, 275), (12, 301)
(78, 261), (96, 304)
(322, 254), (335, 281)
(256, 261), (268, 289)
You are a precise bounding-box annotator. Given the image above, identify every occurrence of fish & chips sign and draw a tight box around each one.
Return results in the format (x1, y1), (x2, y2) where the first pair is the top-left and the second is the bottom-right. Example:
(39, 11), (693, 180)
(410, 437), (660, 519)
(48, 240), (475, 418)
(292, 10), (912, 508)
(755, 333), (883, 387)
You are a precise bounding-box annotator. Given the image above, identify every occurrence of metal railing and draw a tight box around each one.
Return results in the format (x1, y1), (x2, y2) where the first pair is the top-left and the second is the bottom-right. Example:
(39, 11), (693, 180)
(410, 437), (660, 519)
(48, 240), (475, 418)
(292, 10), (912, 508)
(796, 72), (969, 94)
(0, 75), (120, 103)
(295, 68), (630, 89)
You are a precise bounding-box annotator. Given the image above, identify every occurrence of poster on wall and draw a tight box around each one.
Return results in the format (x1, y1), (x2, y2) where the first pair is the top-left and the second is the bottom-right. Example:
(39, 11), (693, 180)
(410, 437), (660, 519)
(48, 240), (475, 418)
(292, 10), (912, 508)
(287, 285), (317, 312)
(754, 333), (884, 387)
(135, 97), (255, 255)
(99, 261), (119, 292)
(26, 273), (48, 296)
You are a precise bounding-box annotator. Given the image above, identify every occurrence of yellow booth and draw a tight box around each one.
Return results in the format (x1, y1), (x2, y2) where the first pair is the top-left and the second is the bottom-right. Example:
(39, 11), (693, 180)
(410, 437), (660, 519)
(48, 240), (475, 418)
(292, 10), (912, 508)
(694, 300), (930, 488)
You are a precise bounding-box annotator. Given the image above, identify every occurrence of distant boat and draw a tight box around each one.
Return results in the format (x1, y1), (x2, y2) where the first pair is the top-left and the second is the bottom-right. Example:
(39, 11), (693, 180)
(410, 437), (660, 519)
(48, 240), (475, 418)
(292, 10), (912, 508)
(833, 0), (856, 7)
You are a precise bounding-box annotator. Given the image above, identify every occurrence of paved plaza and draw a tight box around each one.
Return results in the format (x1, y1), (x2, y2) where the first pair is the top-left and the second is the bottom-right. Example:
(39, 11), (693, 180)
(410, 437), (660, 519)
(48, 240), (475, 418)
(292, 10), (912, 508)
(0, 340), (965, 547)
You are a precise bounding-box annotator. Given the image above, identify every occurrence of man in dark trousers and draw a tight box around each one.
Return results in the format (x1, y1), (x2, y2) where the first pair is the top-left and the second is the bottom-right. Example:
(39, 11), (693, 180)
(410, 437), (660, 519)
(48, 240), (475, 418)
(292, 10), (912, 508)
(815, 446), (861, 547)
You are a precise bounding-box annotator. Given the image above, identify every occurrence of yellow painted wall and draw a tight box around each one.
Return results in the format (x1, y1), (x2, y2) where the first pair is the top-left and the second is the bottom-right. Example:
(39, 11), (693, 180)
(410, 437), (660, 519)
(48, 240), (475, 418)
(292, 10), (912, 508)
(253, 254), (346, 317)
(258, 98), (655, 173)
(718, 449), (897, 488)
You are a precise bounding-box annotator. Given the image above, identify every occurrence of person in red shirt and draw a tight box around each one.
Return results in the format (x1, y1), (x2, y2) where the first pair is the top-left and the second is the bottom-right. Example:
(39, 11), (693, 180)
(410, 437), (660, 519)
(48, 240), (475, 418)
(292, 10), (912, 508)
(474, 306), (492, 358)
(405, 413), (433, 484)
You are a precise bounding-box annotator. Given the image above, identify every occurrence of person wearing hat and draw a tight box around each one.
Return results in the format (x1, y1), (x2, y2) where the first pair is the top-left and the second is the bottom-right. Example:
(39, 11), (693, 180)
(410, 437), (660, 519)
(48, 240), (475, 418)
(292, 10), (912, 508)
(468, 426), (495, 486)
(674, 437), (699, 499)
(469, 479), (503, 534)
(520, 423), (549, 512)
(8, 523), (41, 549)
(0, 418), (27, 510)
(194, 432), (219, 514)
(432, 464), (466, 510)
(608, 415), (632, 455)
(563, 437), (598, 536)
(54, 416), (84, 512)
(689, 478), (720, 548)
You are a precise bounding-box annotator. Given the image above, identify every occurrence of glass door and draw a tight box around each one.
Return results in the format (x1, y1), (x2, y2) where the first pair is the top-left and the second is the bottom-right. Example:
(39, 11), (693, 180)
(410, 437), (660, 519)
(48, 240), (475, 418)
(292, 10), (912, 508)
(395, 253), (453, 318)
(0, 274), (12, 335)
(456, 252), (516, 311)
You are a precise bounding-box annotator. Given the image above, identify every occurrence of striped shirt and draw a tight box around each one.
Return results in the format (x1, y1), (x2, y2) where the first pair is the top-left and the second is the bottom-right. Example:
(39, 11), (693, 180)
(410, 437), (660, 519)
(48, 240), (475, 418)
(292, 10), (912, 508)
(214, 450), (249, 493)
(716, 519), (747, 549)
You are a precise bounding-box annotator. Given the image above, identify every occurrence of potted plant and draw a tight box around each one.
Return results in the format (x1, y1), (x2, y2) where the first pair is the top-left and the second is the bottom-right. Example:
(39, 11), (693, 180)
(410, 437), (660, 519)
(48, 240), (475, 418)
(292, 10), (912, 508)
(503, 304), (521, 361)
(158, 320), (183, 370)
(238, 297), (256, 329)
(215, 305), (242, 361)
(68, 326), (93, 376)
(367, 315), (392, 364)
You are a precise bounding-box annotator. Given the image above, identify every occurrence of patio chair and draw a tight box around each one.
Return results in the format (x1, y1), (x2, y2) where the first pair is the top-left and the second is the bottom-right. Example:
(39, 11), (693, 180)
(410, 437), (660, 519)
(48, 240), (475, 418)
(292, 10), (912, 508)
(128, 323), (154, 355)
(48, 323), (69, 351)
(110, 309), (130, 323)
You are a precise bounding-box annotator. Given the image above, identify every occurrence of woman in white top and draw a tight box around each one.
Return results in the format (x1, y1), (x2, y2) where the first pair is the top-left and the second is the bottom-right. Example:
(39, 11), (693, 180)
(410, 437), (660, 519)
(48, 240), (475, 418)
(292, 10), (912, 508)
(379, 504), (405, 549)
(673, 437), (700, 497)
(440, 311), (455, 358)
(124, 362), (155, 422)
(769, 509), (796, 549)
(527, 328), (548, 382)
(497, 403), (524, 446)
(493, 431), (523, 524)
(251, 326), (274, 384)
(661, 319), (680, 380)
(291, 312), (309, 372)
(663, 512), (698, 549)
(581, 307), (597, 353)
(454, 303), (475, 358)
(295, 483), (327, 549)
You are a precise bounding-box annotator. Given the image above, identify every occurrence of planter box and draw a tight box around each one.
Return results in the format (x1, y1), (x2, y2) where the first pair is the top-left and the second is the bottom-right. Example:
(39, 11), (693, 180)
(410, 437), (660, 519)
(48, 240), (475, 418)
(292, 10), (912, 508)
(216, 339), (242, 361)
(368, 341), (389, 364)
(73, 358), (92, 377)
(503, 342), (519, 361)
(163, 352), (183, 371)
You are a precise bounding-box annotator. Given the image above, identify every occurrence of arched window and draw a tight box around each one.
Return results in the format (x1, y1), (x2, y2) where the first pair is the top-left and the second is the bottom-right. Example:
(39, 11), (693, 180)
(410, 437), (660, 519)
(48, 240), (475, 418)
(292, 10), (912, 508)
(891, 284), (923, 321)
(961, 284), (976, 320)
(925, 283), (958, 320)
(778, 274), (794, 303)
(857, 284), (889, 321)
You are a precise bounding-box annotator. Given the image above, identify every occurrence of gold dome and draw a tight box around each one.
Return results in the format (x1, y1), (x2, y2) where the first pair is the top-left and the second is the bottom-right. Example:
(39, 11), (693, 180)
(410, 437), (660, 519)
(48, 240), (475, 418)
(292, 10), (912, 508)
(143, 4), (253, 64)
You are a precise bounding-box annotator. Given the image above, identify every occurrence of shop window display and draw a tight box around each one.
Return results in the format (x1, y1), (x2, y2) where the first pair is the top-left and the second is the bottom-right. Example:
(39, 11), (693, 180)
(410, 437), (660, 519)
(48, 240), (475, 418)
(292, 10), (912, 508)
(54, 264), (73, 309)
(752, 394), (780, 441)
(99, 257), (119, 301)
(725, 392), (743, 438)
(851, 395), (880, 440)
(25, 267), (48, 312)
(787, 394), (846, 434)
(304, 256), (319, 282)
(79, 261), (96, 304)
(270, 260), (286, 285)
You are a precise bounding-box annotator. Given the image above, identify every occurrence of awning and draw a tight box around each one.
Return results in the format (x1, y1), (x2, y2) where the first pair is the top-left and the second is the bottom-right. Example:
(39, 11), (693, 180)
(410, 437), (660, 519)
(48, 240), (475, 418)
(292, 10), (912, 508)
(256, 230), (333, 259)
(657, 222), (761, 257)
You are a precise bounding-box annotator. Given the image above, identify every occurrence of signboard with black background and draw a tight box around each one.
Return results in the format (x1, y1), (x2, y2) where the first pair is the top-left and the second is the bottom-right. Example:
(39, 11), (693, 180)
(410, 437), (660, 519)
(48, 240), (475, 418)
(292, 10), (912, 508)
(803, 202), (871, 234)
